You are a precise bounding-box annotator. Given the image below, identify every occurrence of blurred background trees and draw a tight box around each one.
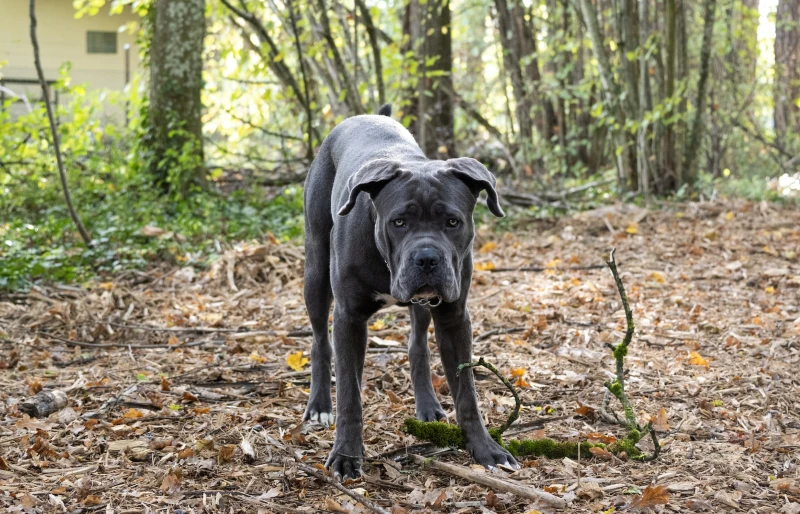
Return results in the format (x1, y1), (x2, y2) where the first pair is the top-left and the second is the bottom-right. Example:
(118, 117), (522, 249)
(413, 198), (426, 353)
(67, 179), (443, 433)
(1, 0), (799, 289)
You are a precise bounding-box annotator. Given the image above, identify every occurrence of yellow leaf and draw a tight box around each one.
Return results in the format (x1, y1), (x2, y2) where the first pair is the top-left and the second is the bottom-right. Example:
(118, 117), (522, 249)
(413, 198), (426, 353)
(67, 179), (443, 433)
(649, 272), (666, 283)
(546, 258), (561, 268)
(688, 351), (710, 369)
(510, 367), (526, 378)
(475, 261), (495, 271)
(625, 223), (638, 234)
(98, 282), (114, 290)
(765, 286), (775, 294)
(724, 211), (735, 221)
(249, 352), (267, 363)
(123, 408), (144, 419)
(514, 376), (531, 388)
(479, 242), (497, 253)
(287, 351), (309, 371)
(368, 319), (385, 330)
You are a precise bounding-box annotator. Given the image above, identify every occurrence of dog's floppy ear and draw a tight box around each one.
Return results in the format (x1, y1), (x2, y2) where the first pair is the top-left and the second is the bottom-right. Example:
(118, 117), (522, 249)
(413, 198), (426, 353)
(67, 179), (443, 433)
(338, 159), (404, 216)
(445, 157), (505, 217)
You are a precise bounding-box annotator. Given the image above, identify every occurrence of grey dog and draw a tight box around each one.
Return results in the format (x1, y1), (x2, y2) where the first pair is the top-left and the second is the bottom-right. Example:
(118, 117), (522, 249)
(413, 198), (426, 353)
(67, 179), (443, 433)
(302, 105), (518, 479)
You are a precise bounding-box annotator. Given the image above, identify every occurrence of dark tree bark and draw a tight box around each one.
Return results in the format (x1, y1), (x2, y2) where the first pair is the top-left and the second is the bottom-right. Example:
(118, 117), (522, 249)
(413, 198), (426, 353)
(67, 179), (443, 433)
(403, 0), (455, 159)
(147, 0), (206, 191)
(355, 0), (385, 107)
(315, 0), (364, 115)
(494, 0), (532, 168)
(684, 0), (717, 181)
(662, 0), (677, 191)
(774, 0), (800, 141)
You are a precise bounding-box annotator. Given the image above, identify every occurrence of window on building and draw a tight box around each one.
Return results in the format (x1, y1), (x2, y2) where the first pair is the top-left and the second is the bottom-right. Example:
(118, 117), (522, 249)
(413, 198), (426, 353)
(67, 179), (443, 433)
(87, 31), (117, 54)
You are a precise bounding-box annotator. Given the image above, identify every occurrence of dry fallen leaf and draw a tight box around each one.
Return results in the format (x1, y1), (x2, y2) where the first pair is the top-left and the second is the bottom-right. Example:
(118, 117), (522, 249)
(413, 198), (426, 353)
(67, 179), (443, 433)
(479, 241), (498, 253)
(652, 407), (670, 432)
(249, 351), (267, 363)
(688, 351), (710, 369)
(219, 444), (236, 463)
(123, 408), (144, 419)
(588, 446), (613, 460)
(287, 350), (309, 371)
(629, 484), (670, 510)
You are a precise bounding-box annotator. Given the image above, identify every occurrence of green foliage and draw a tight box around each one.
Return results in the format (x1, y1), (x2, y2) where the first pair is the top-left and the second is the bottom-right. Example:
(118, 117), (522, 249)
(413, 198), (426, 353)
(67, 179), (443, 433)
(0, 76), (303, 292)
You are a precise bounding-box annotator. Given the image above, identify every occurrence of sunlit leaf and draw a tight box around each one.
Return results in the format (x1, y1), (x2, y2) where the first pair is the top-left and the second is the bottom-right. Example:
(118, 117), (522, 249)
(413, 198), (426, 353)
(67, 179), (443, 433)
(286, 350), (309, 371)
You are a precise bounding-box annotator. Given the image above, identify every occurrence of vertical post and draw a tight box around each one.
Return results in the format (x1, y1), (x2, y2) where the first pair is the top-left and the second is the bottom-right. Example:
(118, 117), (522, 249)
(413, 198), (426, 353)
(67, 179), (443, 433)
(124, 43), (130, 126)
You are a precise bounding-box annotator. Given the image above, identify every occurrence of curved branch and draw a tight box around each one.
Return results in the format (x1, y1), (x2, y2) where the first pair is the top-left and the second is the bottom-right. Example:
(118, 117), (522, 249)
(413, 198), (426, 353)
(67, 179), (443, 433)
(29, 0), (92, 246)
(457, 357), (520, 434)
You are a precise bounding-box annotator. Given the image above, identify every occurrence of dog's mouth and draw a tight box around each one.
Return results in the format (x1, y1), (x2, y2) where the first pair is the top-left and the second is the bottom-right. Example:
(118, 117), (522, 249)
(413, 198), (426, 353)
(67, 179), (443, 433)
(410, 286), (442, 307)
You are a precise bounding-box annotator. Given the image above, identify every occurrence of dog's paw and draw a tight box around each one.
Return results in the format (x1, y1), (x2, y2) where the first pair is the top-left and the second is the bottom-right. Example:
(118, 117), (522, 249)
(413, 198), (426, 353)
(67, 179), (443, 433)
(325, 451), (362, 481)
(466, 436), (520, 471)
(303, 396), (334, 426)
(415, 397), (448, 422)
(304, 410), (334, 426)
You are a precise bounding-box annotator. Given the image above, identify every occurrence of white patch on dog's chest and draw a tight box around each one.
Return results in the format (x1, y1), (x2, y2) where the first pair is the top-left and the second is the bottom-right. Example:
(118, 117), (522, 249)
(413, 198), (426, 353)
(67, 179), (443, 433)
(373, 293), (399, 307)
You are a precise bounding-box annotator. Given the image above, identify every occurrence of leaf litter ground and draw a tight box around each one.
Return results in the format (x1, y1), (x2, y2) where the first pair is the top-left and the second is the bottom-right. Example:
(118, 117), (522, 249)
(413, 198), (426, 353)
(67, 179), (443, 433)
(0, 200), (798, 513)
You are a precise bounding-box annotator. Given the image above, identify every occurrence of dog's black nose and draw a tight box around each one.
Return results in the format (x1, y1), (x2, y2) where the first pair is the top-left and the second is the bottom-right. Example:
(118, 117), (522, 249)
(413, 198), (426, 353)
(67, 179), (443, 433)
(413, 248), (440, 272)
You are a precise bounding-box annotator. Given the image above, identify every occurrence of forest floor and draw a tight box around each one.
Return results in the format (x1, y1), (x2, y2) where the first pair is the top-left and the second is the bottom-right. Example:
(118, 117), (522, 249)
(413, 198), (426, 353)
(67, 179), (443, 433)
(0, 200), (799, 514)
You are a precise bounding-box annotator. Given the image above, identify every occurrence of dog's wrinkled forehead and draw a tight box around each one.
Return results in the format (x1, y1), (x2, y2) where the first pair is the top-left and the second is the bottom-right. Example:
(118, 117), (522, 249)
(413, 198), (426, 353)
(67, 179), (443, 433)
(372, 165), (477, 215)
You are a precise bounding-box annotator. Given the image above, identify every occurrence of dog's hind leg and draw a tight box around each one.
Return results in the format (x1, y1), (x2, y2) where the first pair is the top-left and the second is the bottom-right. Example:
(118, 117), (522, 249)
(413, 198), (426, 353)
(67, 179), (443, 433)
(302, 149), (335, 426)
(408, 305), (447, 421)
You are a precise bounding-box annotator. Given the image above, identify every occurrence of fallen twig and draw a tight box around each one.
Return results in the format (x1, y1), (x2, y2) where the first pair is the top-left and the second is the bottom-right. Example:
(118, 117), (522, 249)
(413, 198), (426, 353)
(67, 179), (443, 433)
(39, 331), (213, 349)
(409, 454), (566, 509)
(474, 327), (526, 342)
(489, 264), (607, 273)
(293, 461), (390, 514)
(106, 322), (312, 338)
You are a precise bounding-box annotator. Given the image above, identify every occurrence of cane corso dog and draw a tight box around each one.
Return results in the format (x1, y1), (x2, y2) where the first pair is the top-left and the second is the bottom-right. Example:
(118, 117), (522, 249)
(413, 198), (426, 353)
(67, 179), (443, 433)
(302, 104), (517, 479)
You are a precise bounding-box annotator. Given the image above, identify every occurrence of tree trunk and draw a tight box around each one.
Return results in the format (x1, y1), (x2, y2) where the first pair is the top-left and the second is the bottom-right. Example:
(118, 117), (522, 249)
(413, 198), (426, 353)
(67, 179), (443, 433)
(315, 0), (363, 115)
(422, 0), (455, 159)
(147, 0), (206, 193)
(662, 0), (677, 191)
(684, 0), (717, 182)
(494, 0), (534, 169)
(402, 0), (455, 159)
(355, 0), (385, 106)
(774, 0), (800, 141)
(637, 0), (650, 194)
(578, 0), (630, 190)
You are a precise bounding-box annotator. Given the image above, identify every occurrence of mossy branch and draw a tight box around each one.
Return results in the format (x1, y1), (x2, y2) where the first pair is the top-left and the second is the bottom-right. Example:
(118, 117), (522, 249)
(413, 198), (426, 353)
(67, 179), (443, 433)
(599, 248), (661, 462)
(403, 249), (660, 462)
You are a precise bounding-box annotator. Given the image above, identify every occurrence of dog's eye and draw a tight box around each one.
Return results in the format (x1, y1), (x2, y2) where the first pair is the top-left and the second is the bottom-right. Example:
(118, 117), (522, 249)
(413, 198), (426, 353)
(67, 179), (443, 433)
(392, 219), (406, 228)
(447, 219), (460, 228)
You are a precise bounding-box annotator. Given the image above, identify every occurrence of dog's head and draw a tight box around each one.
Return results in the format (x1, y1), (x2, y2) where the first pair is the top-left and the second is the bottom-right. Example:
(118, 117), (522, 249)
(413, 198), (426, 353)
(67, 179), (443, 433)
(338, 157), (504, 304)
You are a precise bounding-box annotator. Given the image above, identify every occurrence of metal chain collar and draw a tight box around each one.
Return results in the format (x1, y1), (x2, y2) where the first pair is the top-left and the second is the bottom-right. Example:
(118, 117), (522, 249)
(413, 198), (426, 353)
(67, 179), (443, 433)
(410, 296), (442, 308)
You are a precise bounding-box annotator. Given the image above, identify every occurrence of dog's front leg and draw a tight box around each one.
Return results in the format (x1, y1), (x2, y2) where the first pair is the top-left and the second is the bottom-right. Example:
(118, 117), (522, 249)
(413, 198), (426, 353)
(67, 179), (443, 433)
(325, 305), (368, 480)
(432, 303), (519, 470)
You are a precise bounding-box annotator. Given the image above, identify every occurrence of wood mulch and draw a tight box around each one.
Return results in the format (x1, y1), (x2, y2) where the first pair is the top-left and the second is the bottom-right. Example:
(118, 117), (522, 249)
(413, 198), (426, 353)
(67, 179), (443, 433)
(0, 199), (798, 513)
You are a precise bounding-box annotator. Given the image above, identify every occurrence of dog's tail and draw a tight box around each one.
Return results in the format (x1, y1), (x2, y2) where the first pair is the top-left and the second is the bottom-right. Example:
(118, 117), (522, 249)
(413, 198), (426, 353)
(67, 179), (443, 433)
(377, 103), (392, 117)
